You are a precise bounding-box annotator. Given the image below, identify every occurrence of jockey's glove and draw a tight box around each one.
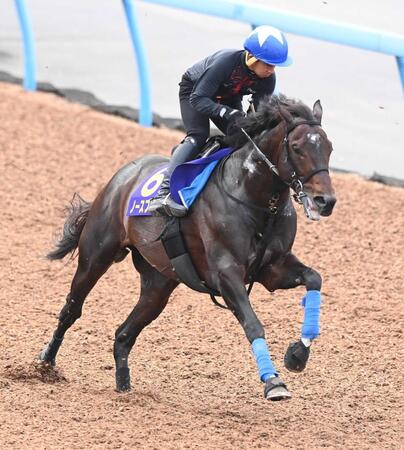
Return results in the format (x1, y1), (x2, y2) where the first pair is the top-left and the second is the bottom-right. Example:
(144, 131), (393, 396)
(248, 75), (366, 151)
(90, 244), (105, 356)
(220, 107), (246, 135)
(219, 106), (245, 121)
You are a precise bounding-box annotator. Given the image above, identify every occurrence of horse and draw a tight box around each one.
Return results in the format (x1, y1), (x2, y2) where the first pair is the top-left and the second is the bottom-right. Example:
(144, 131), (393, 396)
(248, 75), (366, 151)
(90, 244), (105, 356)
(38, 95), (336, 401)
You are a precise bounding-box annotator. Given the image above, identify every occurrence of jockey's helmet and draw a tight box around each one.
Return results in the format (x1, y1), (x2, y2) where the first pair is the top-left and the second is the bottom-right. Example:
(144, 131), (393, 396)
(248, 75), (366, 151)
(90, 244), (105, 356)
(244, 25), (292, 67)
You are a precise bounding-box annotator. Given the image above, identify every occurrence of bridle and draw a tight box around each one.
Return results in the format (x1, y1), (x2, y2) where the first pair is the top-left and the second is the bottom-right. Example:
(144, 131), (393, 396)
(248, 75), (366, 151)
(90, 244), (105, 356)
(240, 119), (329, 213)
(283, 119), (329, 190)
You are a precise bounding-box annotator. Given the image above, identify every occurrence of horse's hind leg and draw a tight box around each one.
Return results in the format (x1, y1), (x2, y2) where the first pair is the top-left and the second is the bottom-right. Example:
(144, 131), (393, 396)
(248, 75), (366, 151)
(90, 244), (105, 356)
(257, 252), (322, 373)
(114, 249), (177, 391)
(39, 229), (121, 366)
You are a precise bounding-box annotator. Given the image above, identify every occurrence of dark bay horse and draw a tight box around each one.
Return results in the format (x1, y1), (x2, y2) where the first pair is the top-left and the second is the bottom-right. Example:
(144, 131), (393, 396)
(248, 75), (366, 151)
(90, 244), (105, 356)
(39, 95), (336, 401)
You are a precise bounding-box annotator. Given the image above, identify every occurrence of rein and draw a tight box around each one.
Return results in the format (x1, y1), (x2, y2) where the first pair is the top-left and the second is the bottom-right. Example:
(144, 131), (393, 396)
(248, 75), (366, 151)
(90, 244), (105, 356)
(217, 152), (280, 215)
(242, 120), (328, 190)
(241, 120), (329, 216)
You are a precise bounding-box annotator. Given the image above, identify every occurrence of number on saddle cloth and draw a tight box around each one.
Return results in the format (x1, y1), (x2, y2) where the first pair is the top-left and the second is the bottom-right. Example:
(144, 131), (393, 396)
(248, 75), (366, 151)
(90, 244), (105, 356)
(127, 165), (168, 217)
(126, 144), (234, 217)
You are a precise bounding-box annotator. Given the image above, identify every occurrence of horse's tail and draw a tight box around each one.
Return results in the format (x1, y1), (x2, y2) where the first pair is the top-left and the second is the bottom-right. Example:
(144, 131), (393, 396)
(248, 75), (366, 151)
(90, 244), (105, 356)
(47, 193), (92, 261)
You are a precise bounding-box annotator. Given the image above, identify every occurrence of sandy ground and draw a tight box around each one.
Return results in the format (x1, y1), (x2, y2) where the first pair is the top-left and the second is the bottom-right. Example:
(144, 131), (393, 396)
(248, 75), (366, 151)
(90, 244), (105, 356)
(0, 83), (403, 449)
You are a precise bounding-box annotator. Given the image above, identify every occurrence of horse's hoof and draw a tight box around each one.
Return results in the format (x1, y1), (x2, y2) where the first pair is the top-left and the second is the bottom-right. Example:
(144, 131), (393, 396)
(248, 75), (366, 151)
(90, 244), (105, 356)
(284, 340), (310, 373)
(115, 367), (131, 392)
(264, 377), (291, 401)
(37, 348), (56, 366)
(116, 383), (131, 393)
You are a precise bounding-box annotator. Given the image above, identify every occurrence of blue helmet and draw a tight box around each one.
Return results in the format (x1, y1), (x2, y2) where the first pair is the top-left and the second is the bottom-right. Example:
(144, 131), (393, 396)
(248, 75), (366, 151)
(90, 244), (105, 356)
(244, 25), (292, 67)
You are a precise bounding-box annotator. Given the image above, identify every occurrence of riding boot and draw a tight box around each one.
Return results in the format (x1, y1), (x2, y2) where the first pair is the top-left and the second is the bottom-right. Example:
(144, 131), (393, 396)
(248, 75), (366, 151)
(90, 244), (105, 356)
(147, 177), (171, 216)
(148, 138), (199, 217)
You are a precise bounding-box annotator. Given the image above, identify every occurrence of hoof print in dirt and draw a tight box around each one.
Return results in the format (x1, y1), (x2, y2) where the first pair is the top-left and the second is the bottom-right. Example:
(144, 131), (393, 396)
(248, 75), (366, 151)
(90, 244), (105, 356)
(4, 362), (66, 384)
(32, 361), (66, 383)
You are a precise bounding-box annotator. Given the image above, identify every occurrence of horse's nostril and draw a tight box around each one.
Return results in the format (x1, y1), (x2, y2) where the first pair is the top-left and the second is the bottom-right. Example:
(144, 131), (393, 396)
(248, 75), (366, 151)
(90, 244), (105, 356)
(314, 195), (336, 215)
(314, 196), (327, 208)
(328, 196), (337, 208)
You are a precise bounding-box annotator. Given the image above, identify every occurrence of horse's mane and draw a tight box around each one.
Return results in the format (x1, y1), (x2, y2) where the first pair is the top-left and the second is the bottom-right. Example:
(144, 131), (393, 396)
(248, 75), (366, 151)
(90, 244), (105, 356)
(224, 94), (315, 149)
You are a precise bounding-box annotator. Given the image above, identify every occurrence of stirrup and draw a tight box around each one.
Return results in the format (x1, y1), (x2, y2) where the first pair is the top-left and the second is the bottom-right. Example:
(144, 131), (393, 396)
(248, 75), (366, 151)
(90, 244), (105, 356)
(148, 179), (171, 216)
(148, 198), (167, 216)
(162, 194), (188, 218)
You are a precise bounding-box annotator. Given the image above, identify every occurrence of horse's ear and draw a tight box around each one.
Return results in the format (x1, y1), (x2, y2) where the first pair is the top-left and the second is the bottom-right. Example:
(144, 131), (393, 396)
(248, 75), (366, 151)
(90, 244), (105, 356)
(313, 99), (323, 124)
(278, 106), (293, 124)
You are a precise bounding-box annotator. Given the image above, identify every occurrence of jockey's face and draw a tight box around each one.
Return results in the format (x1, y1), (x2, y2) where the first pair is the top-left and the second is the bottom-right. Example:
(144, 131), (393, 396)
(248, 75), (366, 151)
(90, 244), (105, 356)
(250, 60), (276, 78)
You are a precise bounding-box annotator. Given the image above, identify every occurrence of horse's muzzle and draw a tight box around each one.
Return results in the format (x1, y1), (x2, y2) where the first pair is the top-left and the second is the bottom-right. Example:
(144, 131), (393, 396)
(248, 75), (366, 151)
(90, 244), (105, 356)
(314, 194), (336, 216)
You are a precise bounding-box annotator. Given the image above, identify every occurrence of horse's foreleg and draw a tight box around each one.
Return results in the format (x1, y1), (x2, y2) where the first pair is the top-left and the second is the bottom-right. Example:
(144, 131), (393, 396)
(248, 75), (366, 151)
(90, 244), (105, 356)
(218, 266), (291, 401)
(39, 233), (120, 366)
(257, 253), (322, 373)
(113, 249), (177, 392)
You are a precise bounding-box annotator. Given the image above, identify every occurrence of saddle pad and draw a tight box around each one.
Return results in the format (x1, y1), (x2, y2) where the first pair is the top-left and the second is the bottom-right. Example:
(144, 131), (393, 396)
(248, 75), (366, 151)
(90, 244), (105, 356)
(127, 165), (168, 216)
(126, 147), (233, 216)
(171, 147), (233, 206)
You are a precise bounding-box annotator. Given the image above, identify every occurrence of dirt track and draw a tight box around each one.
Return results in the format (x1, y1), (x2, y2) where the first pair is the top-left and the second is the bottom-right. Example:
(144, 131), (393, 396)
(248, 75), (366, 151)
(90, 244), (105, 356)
(0, 83), (403, 449)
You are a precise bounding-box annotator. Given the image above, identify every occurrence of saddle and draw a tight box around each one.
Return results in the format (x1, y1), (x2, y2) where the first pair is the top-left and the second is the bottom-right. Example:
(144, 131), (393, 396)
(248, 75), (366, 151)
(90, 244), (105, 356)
(171, 136), (225, 158)
(198, 136), (225, 157)
(127, 137), (232, 217)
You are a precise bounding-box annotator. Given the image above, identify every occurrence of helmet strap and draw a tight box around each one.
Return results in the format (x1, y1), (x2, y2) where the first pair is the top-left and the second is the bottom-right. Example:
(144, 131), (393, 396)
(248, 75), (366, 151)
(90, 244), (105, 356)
(245, 52), (258, 67)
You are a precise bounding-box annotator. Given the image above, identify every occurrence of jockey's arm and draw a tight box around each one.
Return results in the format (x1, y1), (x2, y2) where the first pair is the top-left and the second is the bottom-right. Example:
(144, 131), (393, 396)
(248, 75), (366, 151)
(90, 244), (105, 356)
(189, 59), (234, 119)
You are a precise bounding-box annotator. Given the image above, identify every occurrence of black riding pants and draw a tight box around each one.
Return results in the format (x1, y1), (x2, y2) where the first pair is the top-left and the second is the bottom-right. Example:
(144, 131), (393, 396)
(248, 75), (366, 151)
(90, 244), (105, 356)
(165, 77), (237, 177)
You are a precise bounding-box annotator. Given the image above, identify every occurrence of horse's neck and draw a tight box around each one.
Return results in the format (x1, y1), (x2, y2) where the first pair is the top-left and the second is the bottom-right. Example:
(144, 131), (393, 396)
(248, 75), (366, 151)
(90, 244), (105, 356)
(229, 130), (286, 204)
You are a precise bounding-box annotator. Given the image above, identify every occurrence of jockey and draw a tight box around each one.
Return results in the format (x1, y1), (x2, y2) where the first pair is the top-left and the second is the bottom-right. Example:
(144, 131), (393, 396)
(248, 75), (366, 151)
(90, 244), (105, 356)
(149, 25), (293, 217)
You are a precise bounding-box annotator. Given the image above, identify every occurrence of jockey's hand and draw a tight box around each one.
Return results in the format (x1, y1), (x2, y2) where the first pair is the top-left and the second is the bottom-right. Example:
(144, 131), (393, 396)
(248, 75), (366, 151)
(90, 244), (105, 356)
(222, 107), (245, 121)
(223, 108), (246, 135)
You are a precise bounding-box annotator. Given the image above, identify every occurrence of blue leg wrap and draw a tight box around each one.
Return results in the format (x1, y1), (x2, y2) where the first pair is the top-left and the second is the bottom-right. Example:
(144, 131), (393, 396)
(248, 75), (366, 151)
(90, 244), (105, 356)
(251, 338), (278, 382)
(301, 290), (322, 339)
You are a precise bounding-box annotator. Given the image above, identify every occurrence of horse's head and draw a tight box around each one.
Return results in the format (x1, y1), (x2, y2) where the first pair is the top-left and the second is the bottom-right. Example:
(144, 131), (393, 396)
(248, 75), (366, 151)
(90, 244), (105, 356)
(276, 100), (336, 220)
(225, 95), (337, 220)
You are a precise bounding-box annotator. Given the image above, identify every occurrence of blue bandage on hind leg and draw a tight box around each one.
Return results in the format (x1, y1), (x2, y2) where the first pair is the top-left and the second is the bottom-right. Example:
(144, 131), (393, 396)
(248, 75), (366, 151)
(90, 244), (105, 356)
(301, 290), (322, 339)
(251, 338), (278, 382)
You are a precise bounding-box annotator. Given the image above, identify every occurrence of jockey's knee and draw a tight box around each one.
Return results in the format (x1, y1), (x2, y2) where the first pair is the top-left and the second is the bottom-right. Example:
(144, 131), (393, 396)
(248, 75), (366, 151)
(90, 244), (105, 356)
(303, 269), (322, 291)
(184, 133), (208, 149)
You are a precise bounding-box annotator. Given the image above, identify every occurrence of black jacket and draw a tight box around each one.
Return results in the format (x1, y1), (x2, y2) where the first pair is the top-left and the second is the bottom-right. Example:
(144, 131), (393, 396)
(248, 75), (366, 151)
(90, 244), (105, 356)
(181, 49), (276, 118)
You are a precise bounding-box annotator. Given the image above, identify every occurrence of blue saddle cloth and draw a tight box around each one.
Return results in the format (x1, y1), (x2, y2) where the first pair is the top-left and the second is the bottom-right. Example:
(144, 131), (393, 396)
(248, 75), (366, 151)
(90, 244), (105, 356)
(170, 147), (233, 206)
(126, 147), (233, 217)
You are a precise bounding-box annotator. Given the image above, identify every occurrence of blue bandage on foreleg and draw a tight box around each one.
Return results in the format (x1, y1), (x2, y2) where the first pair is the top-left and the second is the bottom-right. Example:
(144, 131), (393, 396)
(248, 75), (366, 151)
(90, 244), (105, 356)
(251, 338), (278, 382)
(301, 290), (321, 339)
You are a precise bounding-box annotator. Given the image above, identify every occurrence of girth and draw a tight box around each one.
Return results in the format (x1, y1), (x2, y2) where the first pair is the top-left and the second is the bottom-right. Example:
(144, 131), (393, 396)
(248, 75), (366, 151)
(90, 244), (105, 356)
(160, 215), (277, 310)
(160, 218), (220, 297)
